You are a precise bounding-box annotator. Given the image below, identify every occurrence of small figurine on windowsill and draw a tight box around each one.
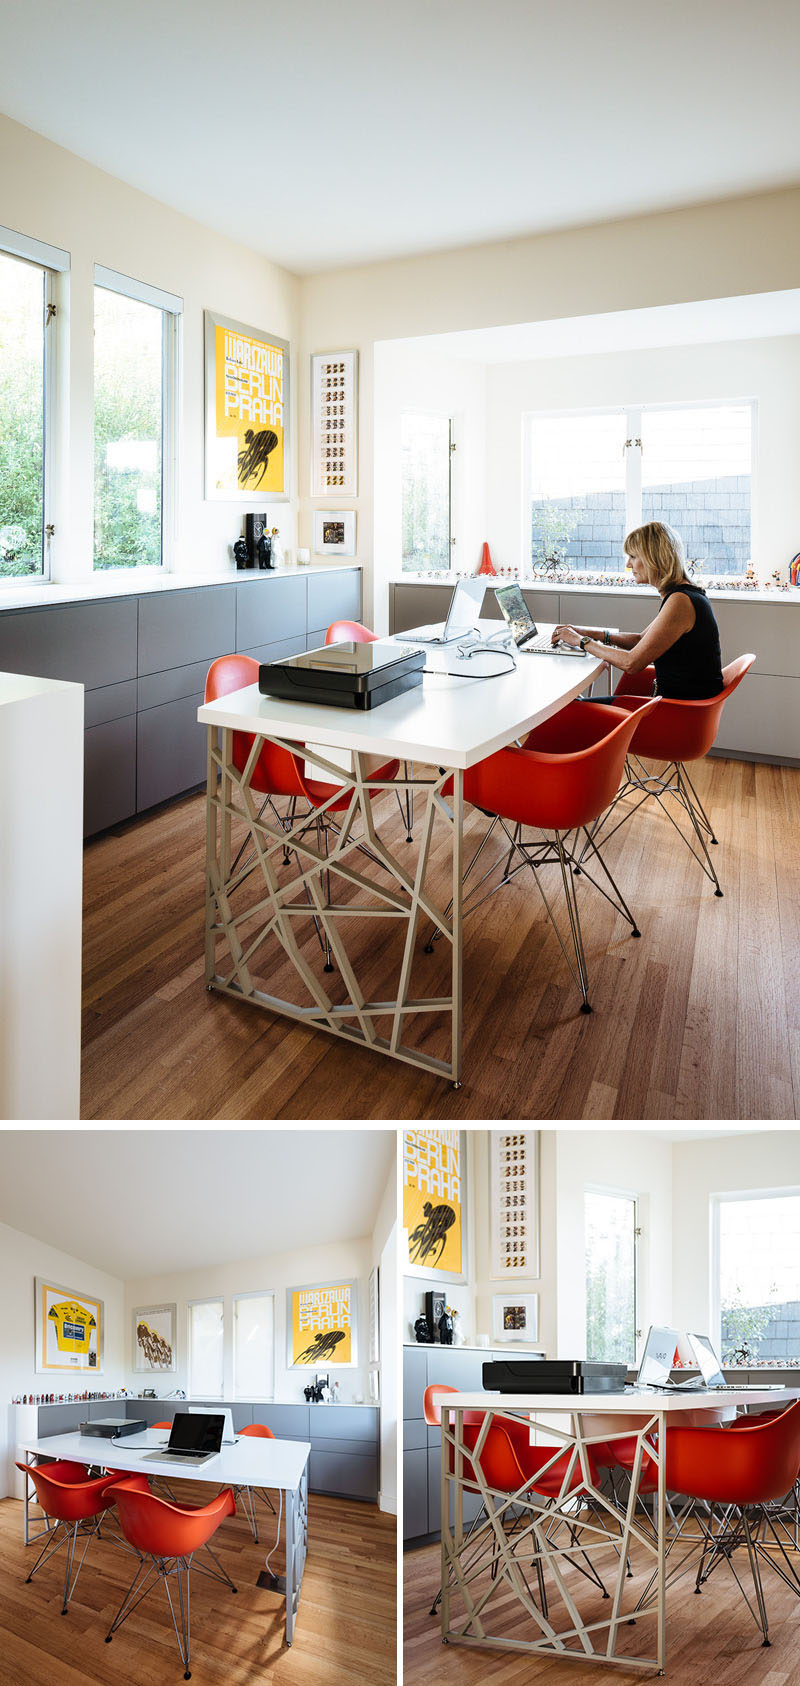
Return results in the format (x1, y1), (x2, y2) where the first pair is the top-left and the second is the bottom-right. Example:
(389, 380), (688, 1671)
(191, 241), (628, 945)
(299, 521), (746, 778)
(414, 1314), (432, 1343)
(438, 1306), (455, 1345)
(270, 527), (284, 568)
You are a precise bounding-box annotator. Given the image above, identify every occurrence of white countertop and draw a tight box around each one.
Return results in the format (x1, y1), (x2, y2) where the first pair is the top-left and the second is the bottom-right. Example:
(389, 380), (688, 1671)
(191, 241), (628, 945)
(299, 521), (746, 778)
(446, 1386), (798, 1412)
(198, 626), (606, 770)
(0, 672), (83, 706)
(0, 562), (360, 612)
(19, 1427), (311, 1487)
(392, 573), (800, 607)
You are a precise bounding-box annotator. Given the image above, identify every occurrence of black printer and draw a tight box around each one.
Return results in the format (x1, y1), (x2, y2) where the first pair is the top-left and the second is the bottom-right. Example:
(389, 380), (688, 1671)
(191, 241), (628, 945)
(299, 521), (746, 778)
(482, 1359), (628, 1394)
(259, 640), (425, 711)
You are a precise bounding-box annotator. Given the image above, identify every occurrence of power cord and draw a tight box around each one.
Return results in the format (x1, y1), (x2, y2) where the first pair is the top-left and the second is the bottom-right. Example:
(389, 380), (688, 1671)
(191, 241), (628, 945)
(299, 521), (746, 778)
(263, 1488), (284, 1577)
(431, 641), (518, 680)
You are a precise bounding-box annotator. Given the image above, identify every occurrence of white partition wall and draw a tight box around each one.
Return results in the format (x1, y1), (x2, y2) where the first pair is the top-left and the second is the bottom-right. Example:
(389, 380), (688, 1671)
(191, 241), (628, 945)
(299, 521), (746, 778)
(0, 674), (84, 1119)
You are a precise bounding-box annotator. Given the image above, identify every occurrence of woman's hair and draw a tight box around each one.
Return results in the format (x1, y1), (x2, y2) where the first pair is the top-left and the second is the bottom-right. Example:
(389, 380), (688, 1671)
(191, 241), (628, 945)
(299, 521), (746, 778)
(623, 522), (690, 590)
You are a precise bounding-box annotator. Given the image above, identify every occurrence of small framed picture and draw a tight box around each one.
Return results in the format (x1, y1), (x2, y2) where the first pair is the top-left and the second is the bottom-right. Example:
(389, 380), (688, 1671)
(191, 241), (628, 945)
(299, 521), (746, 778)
(313, 509), (356, 556)
(493, 1292), (539, 1343)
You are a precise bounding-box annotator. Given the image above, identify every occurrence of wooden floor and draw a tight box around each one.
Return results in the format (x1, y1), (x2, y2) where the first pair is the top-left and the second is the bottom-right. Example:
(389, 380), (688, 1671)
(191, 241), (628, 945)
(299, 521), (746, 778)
(0, 1491), (395, 1686)
(404, 1530), (800, 1686)
(80, 755), (800, 1120)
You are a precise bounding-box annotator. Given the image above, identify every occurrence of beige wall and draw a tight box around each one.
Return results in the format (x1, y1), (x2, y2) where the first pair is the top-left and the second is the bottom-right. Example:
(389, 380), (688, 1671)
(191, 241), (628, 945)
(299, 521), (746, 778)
(299, 187), (800, 623)
(0, 112), (299, 581)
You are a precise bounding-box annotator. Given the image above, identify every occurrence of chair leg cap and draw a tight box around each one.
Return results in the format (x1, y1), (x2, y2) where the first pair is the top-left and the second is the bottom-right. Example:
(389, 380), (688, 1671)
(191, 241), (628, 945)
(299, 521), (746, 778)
(714, 889), (723, 897)
(61, 1608), (68, 1616)
(763, 1640), (771, 1648)
(632, 927), (641, 938)
(711, 837), (718, 845)
(424, 943), (434, 954)
(105, 1636), (113, 1644)
(573, 866), (581, 875)
(323, 963), (335, 973)
(580, 1002), (593, 1014)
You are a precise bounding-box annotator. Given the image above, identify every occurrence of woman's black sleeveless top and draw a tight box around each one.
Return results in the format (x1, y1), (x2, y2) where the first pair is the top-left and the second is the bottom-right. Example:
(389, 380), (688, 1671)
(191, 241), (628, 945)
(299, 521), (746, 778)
(653, 583), (724, 700)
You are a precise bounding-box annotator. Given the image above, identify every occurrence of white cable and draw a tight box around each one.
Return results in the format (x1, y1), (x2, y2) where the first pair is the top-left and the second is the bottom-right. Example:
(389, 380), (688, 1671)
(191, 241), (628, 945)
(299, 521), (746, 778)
(263, 1488), (284, 1576)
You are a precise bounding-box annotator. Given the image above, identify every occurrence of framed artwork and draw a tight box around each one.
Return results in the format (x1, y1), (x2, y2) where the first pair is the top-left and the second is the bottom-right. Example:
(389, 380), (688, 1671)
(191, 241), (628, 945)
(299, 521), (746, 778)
(492, 1292), (540, 1343)
(287, 1279), (358, 1368)
(204, 310), (290, 501)
(313, 508), (356, 556)
(35, 1277), (103, 1375)
(132, 1303), (177, 1373)
(311, 350), (358, 496)
(490, 1130), (541, 1278)
(403, 1128), (467, 1284)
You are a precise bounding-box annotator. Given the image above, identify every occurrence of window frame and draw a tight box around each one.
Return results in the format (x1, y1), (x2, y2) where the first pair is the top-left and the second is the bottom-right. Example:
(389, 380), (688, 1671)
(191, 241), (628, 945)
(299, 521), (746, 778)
(710, 1185), (800, 1356)
(0, 224), (68, 587)
(400, 406), (455, 573)
(232, 1288), (275, 1401)
(523, 396), (757, 578)
(187, 1295), (225, 1400)
(92, 263), (182, 575)
(584, 1181), (640, 1365)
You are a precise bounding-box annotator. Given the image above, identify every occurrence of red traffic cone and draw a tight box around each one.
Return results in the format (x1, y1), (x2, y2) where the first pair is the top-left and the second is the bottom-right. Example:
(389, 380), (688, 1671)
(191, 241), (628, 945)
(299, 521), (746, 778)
(477, 541), (497, 576)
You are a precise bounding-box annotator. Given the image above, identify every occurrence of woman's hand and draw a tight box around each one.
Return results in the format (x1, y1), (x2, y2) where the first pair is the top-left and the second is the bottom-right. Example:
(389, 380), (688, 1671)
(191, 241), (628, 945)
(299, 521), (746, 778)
(552, 624), (583, 648)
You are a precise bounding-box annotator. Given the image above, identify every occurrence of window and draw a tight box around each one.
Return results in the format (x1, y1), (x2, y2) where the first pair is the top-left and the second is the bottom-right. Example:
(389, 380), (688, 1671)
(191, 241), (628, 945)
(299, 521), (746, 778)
(526, 401), (754, 578)
(715, 1191), (800, 1364)
(93, 266), (181, 571)
(233, 1292), (275, 1399)
(0, 226), (66, 581)
(401, 411), (452, 572)
(585, 1189), (638, 1364)
(188, 1299), (224, 1397)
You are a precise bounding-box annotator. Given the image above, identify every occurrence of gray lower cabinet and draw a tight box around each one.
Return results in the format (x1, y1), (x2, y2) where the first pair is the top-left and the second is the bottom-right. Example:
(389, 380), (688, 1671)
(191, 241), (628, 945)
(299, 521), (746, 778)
(136, 691), (207, 813)
(404, 1447), (429, 1539)
(403, 1345), (508, 1542)
(138, 588), (236, 677)
(84, 715), (137, 835)
(236, 576), (307, 650)
(308, 568), (361, 632)
(0, 598), (137, 690)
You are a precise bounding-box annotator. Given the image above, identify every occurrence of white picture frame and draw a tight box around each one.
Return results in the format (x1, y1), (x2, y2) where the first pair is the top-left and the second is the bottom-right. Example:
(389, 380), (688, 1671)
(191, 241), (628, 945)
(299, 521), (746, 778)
(204, 309), (290, 502)
(492, 1292), (540, 1343)
(132, 1303), (177, 1373)
(313, 508), (356, 557)
(35, 1277), (104, 1375)
(403, 1128), (468, 1286)
(490, 1130), (541, 1279)
(311, 350), (358, 497)
(287, 1278), (358, 1369)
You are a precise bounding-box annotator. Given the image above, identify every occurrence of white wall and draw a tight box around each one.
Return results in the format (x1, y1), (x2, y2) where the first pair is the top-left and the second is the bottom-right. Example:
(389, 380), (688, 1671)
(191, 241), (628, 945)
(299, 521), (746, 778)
(486, 336), (800, 578)
(373, 340), (487, 632)
(555, 1131), (674, 1361)
(0, 111), (299, 582)
(371, 1154), (397, 1513)
(124, 1235), (375, 1406)
(671, 1132), (800, 1339)
(299, 185), (800, 625)
(0, 1218), (125, 1497)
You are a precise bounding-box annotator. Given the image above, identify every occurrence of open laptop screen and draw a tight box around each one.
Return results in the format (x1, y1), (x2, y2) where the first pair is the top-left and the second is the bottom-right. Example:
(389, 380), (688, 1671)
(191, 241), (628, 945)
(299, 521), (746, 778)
(636, 1325), (684, 1388)
(168, 1412), (224, 1454)
(494, 584), (536, 644)
(687, 1333), (727, 1388)
(446, 577), (485, 637)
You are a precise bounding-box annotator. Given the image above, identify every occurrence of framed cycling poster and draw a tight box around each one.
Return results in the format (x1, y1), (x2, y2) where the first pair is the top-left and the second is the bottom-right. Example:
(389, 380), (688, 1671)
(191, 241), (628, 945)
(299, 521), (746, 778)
(35, 1277), (103, 1374)
(403, 1128), (468, 1283)
(287, 1280), (358, 1368)
(204, 310), (290, 501)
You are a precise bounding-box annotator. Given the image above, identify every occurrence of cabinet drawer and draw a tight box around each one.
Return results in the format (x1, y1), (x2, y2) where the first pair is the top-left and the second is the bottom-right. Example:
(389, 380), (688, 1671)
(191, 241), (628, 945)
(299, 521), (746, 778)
(310, 1449), (377, 1500)
(257, 1404), (310, 1439)
(236, 576), (307, 650)
(712, 672), (800, 760)
(138, 661), (210, 712)
(37, 1404), (83, 1438)
(136, 692), (206, 812)
(84, 715), (136, 836)
(404, 1418), (427, 1452)
(403, 1447), (428, 1539)
(403, 1346), (428, 1421)
(241, 634), (308, 667)
(0, 599), (138, 689)
(309, 1405), (378, 1442)
(427, 1445), (483, 1532)
(138, 587), (235, 675)
(84, 679), (137, 728)
(390, 584), (451, 635)
(307, 569), (361, 633)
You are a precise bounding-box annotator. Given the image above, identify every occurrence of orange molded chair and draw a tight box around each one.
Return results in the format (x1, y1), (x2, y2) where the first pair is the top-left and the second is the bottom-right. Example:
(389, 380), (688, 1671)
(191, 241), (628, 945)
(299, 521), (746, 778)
(325, 617), (414, 841)
(16, 1460), (148, 1614)
(596, 653), (755, 895)
(105, 1479), (237, 1679)
(433, 697), (659, 1012)
(233, 1421), (277, 1538)
(665, 1400), (800, 1647)
(205, 652), (399, 970)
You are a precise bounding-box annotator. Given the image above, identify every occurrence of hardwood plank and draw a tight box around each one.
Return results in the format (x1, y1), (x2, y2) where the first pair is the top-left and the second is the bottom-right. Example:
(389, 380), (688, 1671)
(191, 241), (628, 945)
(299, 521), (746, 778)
(80, 758), (800, 1121)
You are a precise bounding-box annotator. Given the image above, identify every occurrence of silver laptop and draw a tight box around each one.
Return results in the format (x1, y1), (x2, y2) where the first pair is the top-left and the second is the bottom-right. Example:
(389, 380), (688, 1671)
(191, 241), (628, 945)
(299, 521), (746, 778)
(687, 1333), (786, 1393)
(188, 1403), (236, 1443)
(637, 1325), (693, 1390)
(401, 577), (485, 644)
(494, 583), (586, 657)
(143, 1411), (225, 1466)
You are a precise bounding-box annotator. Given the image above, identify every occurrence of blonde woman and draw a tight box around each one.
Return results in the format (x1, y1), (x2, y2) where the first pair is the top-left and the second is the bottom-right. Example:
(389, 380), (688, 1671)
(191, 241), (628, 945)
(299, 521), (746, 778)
(552, 522), (724, 700)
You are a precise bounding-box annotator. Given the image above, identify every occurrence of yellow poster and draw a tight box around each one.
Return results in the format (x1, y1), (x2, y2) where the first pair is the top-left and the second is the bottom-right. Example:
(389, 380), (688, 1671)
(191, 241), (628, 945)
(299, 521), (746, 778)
(206, 313), (288, 497)
(403, 1129), (463, 1274)
(290, 1282), (354, 1366)
(37, 1278), (102, 1372)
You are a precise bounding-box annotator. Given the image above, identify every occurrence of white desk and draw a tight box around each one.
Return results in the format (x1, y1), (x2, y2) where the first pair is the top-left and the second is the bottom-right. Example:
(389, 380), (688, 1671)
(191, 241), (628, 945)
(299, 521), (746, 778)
(198, 627), (606, 1086)
(19, 1428), (310, 1645)
(439, 1387), (799, 1674)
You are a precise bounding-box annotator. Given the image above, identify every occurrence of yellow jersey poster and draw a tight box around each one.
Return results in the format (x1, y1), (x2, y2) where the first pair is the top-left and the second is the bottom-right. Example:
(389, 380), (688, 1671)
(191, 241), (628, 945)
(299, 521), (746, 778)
(290, 1282), (354, 1366)
(37, 1278), (102, 1372)
(206, 312), (289, 498)
(404, 1129), (463, 1274)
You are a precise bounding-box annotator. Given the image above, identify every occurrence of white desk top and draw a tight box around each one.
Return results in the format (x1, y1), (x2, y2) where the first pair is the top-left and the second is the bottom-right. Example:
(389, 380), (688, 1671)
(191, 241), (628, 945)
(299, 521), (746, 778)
(446, 1387), (798, 1413)
(198, 627), (606, 770)
(19, 1428), (310, 1489)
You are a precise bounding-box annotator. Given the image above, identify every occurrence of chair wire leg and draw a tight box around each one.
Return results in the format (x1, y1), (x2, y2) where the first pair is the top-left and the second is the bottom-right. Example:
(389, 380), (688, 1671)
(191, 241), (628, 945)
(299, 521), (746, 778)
(742, 1510), (771, 1645)
(554, 832), (592, 1012)
(578, 826), (641, 936)
(680, 762), (718, 841)
(675, 765), (724, 894)
(61, 1520), (78, 1614)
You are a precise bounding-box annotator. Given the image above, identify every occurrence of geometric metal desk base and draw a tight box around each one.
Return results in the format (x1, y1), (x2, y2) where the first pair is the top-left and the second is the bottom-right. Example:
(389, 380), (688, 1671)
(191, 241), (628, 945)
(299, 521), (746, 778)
(205, 726), (465, 1085)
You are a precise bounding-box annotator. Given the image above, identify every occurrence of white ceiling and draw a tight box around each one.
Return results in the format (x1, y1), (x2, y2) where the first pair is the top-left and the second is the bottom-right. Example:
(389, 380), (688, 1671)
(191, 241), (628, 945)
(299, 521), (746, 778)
(1, 0), (799, 273)
(0, 1130), (395, 1280)
(415, 291), (800, 363)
